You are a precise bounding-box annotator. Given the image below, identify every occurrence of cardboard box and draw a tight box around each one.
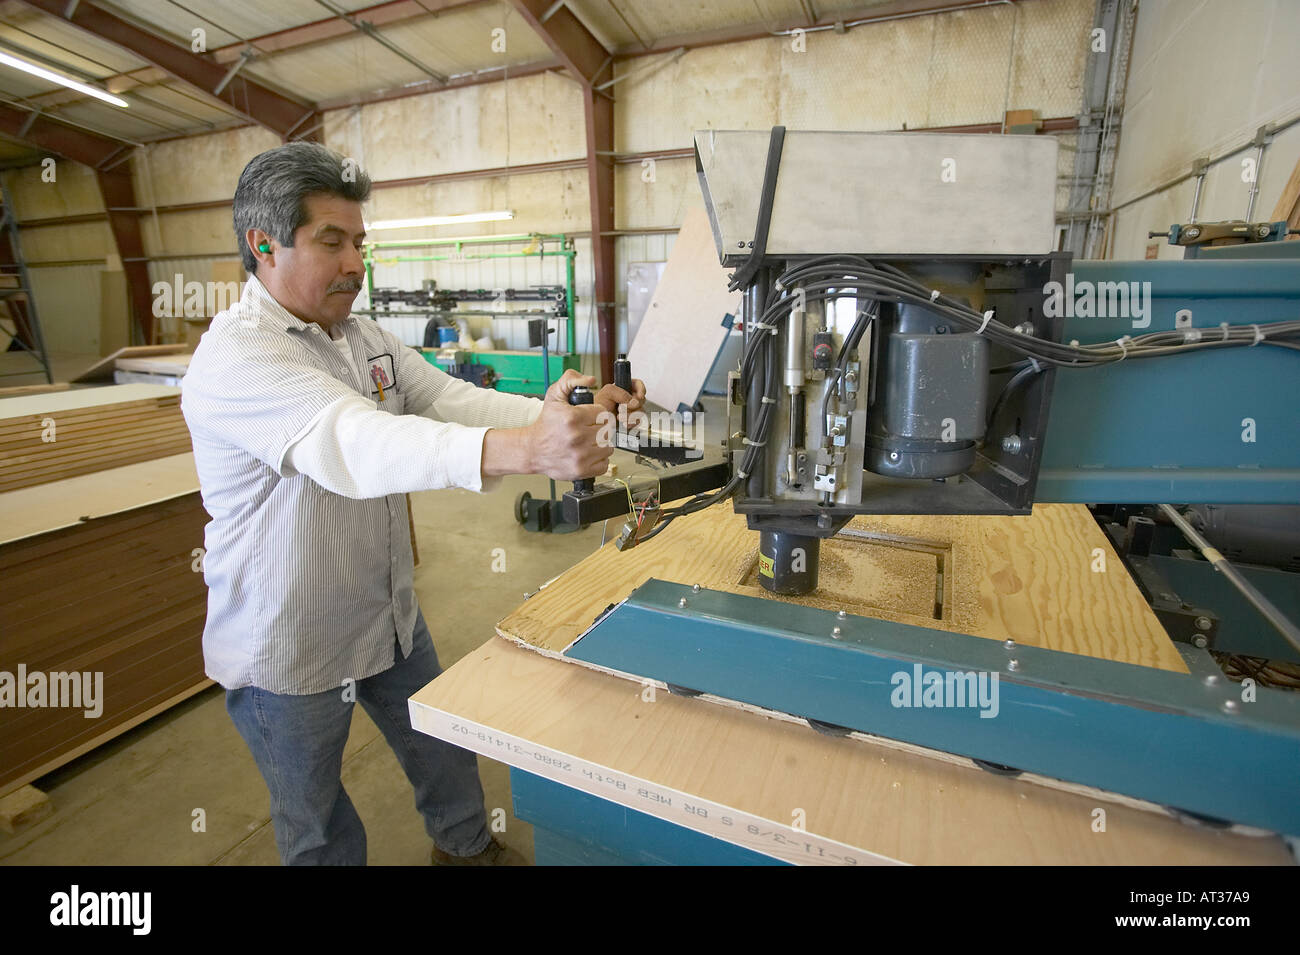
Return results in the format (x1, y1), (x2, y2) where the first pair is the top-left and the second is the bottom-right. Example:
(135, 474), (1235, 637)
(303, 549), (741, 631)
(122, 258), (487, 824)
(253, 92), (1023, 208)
(1004, 109), (1039, 127)
(184, 316), (212, 349)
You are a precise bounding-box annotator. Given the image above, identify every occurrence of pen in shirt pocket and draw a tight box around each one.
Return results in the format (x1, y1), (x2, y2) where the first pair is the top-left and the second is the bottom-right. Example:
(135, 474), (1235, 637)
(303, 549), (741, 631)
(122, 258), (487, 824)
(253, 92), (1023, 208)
(370, 365), (386, 401)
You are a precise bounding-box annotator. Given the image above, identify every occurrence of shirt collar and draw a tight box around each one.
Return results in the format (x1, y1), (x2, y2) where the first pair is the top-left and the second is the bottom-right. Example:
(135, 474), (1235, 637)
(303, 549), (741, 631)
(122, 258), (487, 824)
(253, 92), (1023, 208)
(241, 273), (357, 337)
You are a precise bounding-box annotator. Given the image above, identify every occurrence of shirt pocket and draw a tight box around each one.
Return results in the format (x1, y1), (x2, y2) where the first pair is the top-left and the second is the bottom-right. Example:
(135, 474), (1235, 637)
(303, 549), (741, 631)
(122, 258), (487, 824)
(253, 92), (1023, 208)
(373, 388), (405, 415)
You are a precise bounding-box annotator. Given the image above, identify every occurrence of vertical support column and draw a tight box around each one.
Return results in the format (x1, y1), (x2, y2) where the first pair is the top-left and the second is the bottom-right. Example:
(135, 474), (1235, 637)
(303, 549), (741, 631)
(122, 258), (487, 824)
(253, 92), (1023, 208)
(1063, 0), (1122, 258)
(509, 0), (616, 383)
(584, 85), (615, 384)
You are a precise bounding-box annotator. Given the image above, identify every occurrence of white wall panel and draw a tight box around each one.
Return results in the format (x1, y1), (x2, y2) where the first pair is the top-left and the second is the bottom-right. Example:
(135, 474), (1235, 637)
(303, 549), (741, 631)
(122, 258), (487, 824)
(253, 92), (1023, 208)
(1109, 0), (1300, 259)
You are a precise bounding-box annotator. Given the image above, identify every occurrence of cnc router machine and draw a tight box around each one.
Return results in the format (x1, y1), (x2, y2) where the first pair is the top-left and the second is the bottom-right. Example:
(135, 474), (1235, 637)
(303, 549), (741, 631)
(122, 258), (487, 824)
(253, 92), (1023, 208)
(551, 128), (1300, 841)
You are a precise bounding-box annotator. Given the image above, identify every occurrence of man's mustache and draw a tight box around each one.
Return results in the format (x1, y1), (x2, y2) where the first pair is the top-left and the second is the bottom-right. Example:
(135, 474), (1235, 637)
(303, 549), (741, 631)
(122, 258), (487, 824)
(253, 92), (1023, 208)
(328, 280), (363, 293)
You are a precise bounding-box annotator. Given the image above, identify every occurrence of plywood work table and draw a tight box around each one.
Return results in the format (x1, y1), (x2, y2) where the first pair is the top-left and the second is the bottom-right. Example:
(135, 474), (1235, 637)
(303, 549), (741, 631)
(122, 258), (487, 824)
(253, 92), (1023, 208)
(410, 639), (1290, 865)
(410, 504), (1292, 865)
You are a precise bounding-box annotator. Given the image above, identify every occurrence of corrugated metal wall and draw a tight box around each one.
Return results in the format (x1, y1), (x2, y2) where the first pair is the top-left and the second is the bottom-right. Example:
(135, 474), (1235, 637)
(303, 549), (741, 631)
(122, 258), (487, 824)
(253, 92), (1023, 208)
(616, 0), (1092, 152)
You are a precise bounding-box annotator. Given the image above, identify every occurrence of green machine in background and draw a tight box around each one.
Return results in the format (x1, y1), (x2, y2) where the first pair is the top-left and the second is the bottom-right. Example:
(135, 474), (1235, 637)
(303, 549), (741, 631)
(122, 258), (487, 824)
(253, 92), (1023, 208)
(359, 233), (582, 395)
(427, 347), (580, 395)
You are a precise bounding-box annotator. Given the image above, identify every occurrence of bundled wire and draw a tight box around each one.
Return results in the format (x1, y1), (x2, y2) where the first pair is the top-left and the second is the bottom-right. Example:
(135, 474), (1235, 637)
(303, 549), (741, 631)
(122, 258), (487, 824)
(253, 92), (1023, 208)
(821, 299), (877, 438)
(772, 256), (1300, 366)
(1211, 651), (1300, 690)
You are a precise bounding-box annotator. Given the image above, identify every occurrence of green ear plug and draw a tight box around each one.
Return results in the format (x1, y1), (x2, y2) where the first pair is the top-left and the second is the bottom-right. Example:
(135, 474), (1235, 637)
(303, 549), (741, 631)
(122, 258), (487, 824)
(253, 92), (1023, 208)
(258, 242), (271, 253)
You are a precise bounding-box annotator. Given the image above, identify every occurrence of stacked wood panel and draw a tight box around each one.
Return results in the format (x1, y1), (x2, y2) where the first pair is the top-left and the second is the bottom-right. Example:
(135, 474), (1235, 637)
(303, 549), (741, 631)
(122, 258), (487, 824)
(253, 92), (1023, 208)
(0, 482), (210, 795)
(0, 386), (208, 797)
(0, 384), (192, 493)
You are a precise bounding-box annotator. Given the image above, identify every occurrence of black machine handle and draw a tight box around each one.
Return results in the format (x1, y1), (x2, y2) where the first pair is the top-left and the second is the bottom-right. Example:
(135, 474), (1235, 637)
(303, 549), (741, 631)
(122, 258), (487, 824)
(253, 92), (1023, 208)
(613, 352), (632, 432)
(569, 384), (595, 495)
(614, 353), (632, 393)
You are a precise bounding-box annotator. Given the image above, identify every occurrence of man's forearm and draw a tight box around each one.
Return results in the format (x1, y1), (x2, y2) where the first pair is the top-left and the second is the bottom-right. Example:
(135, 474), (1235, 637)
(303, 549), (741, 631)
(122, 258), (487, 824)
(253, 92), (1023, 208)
(481, 426), (535, 478)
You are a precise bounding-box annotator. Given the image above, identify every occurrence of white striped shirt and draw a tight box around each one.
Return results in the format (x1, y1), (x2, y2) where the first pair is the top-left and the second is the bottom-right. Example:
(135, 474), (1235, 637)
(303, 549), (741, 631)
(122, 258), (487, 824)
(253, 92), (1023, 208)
(180, 275), (542, 694)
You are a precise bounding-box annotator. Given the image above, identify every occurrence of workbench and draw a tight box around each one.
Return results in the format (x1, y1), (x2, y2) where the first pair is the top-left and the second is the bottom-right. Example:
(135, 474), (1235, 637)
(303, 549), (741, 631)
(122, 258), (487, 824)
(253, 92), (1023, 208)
(409, 504), (1295, 865)
(410, 638), (1290, 864)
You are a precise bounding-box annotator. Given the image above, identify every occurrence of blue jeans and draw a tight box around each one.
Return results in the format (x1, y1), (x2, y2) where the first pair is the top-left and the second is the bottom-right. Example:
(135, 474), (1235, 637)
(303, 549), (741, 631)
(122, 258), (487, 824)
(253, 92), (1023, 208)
(226, 608), (490, 865)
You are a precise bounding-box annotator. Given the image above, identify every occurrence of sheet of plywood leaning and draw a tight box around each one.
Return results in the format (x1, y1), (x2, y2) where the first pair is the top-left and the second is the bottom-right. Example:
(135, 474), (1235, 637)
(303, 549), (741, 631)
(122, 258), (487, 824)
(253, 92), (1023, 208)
(626, 207), (742, 413)
(497, 502), (1189, 674)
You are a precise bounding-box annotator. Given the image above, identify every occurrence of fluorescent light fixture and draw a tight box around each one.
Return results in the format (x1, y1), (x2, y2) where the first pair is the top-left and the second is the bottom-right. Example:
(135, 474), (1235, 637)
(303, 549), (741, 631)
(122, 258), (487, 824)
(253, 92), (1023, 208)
(0, 51), (129, 108)
(366, 210), (514, 230)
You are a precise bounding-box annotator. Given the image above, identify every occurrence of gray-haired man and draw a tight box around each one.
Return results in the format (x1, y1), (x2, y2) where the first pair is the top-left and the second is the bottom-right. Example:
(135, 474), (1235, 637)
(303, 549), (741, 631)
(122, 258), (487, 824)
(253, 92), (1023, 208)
(181, 142), (644, 865)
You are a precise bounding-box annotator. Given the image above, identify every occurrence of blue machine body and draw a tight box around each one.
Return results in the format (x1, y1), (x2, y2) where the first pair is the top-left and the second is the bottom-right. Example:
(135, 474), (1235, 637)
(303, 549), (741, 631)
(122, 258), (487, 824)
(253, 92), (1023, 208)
(1040, 259), (1299, 503)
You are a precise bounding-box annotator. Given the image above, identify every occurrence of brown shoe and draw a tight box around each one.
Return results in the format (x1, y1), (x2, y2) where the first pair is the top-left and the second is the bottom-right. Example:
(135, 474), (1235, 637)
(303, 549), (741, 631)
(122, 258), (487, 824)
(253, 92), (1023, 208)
(432, 837), (527, 866)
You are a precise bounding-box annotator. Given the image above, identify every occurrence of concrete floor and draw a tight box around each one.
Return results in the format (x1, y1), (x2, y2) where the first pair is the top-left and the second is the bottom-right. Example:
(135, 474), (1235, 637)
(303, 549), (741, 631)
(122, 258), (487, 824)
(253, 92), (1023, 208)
(0, 466), (635, 866)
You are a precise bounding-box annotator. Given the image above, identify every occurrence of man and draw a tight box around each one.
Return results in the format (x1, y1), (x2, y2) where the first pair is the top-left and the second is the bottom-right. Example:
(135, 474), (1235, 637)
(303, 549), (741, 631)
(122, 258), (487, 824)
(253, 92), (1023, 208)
(181, 142), (645, 865)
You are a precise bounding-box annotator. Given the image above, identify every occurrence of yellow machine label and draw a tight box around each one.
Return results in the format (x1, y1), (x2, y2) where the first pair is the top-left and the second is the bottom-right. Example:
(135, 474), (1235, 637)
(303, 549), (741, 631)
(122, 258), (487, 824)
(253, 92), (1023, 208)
(758, 553), (774, 578)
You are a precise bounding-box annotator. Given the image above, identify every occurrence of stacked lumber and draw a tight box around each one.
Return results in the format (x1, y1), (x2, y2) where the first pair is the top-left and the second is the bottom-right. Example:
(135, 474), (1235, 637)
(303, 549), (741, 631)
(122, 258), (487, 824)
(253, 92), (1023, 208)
(0, 453), (210, 797)
(0, 383), (69, 397)
(0, 384), (192, 493)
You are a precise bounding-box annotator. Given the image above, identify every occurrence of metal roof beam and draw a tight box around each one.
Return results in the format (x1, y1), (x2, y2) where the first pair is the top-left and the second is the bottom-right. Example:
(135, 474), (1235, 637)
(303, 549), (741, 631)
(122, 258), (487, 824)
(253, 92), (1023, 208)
(14, 0), (315, 139)
(614, 0), (1050, 57)
(310, 0), (448, 83)
(510, 0), (610, 84)
(213, 0), (484, 62)
(26, 0), (488, 109)
(0, 101), (125, 165)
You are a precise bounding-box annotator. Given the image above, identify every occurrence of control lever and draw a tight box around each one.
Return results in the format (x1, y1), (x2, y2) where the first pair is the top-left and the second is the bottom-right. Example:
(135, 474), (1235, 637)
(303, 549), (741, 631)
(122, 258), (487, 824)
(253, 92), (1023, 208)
(568, 384), (595, 495)
(613, 353), (632, 419)
(612, 352), (633, 447)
